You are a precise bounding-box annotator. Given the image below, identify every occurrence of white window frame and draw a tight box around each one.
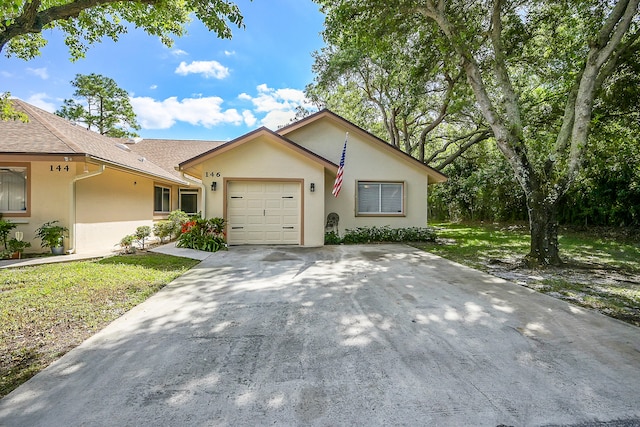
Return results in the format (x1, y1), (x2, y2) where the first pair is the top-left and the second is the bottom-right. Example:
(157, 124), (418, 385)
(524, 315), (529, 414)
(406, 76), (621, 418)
(356, 181), (405, 216)
(154, 185), (171, 213)
(0, 163), (30, 217)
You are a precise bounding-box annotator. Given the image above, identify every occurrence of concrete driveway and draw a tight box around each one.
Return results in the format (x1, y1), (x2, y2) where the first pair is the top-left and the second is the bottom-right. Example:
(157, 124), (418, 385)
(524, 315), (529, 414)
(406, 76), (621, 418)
(1, 245), (639, 426)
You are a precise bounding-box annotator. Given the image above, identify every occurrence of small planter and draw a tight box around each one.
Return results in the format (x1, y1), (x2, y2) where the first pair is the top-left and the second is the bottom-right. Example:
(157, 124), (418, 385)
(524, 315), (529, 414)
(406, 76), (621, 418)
(51, 246), (65, 255)
(7, 237), (31, 259)
(35, 221), (68, 256)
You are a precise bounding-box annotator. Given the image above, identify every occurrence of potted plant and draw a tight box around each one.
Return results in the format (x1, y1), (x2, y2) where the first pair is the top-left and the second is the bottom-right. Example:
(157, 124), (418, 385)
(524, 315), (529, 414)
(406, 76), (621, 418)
(35, 221), (68, 255)
(7, 237), (31, 259)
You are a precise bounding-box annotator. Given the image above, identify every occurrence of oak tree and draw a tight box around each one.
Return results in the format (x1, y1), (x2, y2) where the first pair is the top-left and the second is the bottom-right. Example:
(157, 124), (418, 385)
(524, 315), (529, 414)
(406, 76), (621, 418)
(1, 0), (245, 60)
(316, 0), (640, 265)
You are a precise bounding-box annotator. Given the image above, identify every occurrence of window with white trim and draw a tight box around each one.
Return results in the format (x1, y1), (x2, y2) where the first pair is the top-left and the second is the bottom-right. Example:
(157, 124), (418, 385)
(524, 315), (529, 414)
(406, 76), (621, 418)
(0, 165), (28, 214)
(357, 181), (404, 215)
(154, 186), (171, 213)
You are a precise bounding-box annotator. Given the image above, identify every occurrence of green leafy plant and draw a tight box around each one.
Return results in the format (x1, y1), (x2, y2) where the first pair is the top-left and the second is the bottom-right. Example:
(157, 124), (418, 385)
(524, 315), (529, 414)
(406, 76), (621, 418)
(7, 238), (30, 258)
(134, 226), (152, 250)
(0, 219), (17, 250)
(152, 220), (173, 243)
(176, 216), (227, 252)
(324, 231), (342, 245)
(152, 210), (190, 244)
(341, 226), (437, 244)
(119, 234), (136, 254)
(34, 221), (68, 248)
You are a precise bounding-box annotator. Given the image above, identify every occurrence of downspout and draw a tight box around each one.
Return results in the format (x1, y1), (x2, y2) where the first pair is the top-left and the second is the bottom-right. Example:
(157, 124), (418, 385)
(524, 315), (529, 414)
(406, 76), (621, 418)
(68, 164), (106, 254)
(181, 172), (207, 218)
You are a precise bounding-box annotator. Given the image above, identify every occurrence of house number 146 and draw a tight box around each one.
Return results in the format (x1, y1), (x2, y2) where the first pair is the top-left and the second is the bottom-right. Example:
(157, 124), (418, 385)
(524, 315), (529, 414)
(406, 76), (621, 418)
(50, 165), (70, 172)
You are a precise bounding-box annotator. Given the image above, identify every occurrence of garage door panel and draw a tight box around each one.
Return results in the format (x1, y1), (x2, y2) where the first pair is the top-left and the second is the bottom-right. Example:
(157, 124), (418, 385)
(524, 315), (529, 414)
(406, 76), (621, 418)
(227, 181), (301, 245)
(265, 199), (282, 209)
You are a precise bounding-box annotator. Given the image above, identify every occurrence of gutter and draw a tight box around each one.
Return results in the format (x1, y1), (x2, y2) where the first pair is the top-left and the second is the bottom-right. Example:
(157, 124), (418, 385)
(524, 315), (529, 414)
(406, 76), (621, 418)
(67, 164), (106, 254)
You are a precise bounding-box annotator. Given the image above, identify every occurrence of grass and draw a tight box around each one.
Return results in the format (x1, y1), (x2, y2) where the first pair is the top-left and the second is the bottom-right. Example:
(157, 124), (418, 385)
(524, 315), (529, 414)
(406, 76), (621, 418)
(0, 253), (199, 398)
(417, 222), (640, 326)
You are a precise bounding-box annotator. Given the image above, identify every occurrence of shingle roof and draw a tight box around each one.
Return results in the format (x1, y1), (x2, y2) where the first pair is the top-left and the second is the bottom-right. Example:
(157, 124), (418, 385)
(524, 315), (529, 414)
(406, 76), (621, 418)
(129, 139), (225, 180)
(0, 100), (191, 184)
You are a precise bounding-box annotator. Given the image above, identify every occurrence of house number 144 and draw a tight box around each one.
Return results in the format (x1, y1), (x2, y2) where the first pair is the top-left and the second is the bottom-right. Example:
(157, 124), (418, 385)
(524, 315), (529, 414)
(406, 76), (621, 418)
(50, 165), (70, 172)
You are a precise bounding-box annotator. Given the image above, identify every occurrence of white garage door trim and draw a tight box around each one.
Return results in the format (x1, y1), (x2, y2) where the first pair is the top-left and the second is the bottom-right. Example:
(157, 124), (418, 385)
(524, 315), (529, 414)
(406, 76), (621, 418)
(225, 179), (304, 245)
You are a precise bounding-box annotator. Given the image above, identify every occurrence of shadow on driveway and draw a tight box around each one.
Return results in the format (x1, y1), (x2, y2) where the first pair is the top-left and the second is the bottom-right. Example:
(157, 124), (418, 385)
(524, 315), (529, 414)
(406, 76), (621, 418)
(1, 244), (639, 426)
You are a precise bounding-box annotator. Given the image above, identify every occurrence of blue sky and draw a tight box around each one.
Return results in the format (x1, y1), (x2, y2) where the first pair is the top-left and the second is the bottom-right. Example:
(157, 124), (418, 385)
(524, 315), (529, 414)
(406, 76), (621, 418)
(1, 0), (326, 141)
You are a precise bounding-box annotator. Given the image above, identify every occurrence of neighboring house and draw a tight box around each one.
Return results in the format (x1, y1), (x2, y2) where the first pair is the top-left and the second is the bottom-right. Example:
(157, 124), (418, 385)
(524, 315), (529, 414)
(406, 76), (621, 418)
(0, 100), (218, 253)
(0, 101), (446, 254)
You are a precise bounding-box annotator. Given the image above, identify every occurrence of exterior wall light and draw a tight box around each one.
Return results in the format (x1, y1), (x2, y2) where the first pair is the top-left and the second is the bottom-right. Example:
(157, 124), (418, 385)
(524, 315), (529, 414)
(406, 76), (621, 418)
(310, 183), (315, 192)
(211, 181), (217, 191)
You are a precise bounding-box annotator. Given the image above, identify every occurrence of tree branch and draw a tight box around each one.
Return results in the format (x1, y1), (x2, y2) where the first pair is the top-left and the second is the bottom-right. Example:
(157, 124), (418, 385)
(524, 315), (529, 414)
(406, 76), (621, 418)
(0, 0), (159, 53)
(433, 129), (491, 171)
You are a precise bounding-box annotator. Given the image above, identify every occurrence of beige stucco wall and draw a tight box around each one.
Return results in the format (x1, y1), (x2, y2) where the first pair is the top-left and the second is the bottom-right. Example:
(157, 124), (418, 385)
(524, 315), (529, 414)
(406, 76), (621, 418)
(199, 134), (326, 246)
(3, 158), (189, 254)
(75, 167), (158, 253)
(7, 160), (74, 253)
(286, 120), (430, 236)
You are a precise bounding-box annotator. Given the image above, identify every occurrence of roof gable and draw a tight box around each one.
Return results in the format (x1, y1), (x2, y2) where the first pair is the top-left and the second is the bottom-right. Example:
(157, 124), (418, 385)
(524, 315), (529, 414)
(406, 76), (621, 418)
(179, 127), (338, 173)
(278, 109), (447, 183)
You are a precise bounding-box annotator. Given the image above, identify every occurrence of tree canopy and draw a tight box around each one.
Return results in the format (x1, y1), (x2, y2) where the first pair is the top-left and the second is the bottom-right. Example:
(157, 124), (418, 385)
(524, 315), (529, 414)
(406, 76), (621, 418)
(315, 0), (640, 265)
(1, 0), (245, 60)
(56, 73), (140, 138)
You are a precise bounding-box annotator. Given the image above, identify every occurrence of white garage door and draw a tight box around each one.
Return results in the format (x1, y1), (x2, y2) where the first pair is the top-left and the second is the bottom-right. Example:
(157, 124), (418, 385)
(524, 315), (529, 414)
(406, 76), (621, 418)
(227, 181), (301, 245)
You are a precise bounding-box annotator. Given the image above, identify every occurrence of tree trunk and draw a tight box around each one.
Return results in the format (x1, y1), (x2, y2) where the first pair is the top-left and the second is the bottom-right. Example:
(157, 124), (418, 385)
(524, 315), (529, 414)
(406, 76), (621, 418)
(526, 189), (562, 266)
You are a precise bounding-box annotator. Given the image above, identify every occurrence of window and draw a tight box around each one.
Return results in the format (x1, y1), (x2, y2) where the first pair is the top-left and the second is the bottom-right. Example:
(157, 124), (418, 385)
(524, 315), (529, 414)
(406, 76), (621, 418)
(357, 181), (404, 215)
(0, 165), (28, 215)
(154, 186), (171, 213)
(179, 189), (198, 215)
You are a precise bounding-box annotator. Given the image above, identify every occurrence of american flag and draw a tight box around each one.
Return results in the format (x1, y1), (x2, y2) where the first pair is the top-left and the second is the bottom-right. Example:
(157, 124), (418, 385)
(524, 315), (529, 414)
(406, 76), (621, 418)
(332, 134), (348, 197)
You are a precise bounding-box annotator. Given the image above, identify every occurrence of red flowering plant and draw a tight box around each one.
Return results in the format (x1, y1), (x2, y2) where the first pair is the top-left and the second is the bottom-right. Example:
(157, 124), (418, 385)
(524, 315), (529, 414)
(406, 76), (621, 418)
(176, 216), (227, 252)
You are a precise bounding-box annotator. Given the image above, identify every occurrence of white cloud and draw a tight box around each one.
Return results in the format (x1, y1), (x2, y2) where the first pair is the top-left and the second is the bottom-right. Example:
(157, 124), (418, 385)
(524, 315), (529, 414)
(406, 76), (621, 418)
(27, 67), (48, 80)
(1, 71), (12, 78)
(242, 110), (257, 127)
(130, 96), (243, 129)
(172, 49), (188, 56)
(261, 110), (297, 130)
(238, 84), (314, 129)
(224, 50), (236, 56)
(175, 60), (229, 79)
(149, 84), (158, 90)
(26, 93), (56, 112)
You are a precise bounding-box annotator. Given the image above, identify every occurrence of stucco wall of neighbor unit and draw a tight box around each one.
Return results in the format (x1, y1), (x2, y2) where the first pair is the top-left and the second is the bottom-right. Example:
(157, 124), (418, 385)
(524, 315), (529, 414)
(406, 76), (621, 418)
(200, 135), (326, 246)
(8, 161), (75, 254)
(75, 168), (155, 253)
(289, 122), (429, 236)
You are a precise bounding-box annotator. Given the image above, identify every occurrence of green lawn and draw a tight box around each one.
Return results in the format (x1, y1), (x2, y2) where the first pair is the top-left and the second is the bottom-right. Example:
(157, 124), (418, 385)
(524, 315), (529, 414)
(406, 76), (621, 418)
(417, 222), (640, 326)
(0, 253), (199, 398)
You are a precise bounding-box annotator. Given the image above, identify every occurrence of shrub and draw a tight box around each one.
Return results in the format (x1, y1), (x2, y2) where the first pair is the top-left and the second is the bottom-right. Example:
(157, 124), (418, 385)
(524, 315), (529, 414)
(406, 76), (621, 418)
(168, 210), (190, 236)
(153, 220), (174, 243)
(341, 226), (437, 244)
(134, 226), (152, 249)
(119, 234), (136, 254)
(176, 216), (227, 252)
(324, 231), (342, 245)
(0, 219), (17, 250)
